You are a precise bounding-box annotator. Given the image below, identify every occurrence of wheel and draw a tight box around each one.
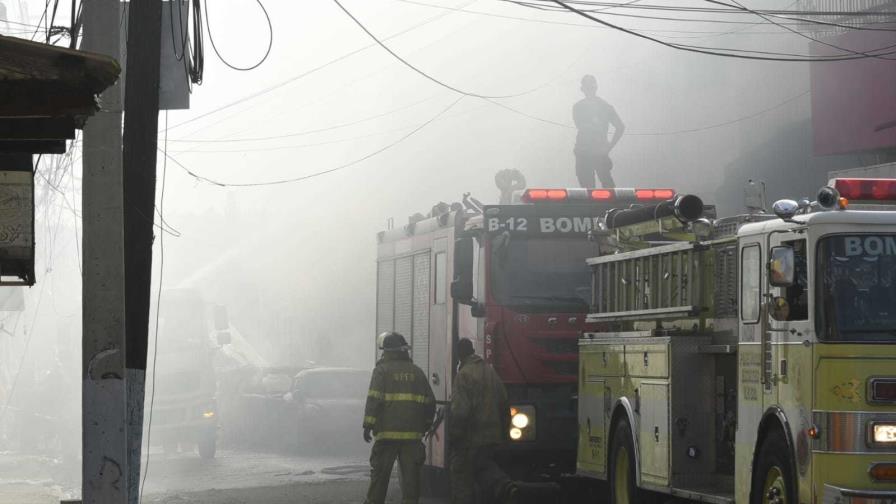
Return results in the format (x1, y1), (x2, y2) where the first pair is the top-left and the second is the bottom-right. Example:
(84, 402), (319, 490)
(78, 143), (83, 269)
(198, 430), (217, 459)
(608, 419), (653, 504)
(751, 429), (795, 504)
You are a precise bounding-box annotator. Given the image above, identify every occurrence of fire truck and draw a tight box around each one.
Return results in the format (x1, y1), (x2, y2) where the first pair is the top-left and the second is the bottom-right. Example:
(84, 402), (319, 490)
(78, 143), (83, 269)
(575, 178), (896, 503)
(374, 185), (682, 479)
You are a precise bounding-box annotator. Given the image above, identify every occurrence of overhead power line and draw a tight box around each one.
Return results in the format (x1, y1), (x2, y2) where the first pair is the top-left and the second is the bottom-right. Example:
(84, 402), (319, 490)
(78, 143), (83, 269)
(168, 93), (440, 143)
(163, 96), (464, 187)
(545, 0), (896, 61)
(164, 0), (473, 132)
(204, 0), (272, 71)
(331, 0), (558, 99)
(486, 89), (810, 135)
(719, 0), (896, 60)
(390, 0), (811, 36)
(506, 0), (896, 30)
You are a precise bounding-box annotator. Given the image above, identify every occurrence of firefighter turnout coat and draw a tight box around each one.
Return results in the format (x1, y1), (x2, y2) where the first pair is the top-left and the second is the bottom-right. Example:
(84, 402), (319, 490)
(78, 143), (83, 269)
(449, 354), (509, 447)
(363, 352), (436, 441)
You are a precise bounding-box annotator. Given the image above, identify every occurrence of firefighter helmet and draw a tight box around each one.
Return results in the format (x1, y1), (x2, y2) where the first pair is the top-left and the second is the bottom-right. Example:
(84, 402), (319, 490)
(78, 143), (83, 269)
(379, 331), (409, 352)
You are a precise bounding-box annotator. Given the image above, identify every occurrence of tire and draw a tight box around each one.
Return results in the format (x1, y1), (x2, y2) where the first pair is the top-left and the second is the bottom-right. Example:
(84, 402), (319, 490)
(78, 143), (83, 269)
(608, 419), (653, 504)
(751, 429), (795, 504)
(198, 430), (217, 459)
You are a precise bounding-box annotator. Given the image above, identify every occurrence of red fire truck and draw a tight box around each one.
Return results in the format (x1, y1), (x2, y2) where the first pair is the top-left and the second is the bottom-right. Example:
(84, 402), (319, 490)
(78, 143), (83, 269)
(374, 186), (682, 480)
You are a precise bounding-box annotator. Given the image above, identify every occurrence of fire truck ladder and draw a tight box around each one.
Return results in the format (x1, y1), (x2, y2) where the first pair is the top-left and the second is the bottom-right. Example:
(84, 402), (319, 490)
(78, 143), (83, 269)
(587, 241), (708, 323)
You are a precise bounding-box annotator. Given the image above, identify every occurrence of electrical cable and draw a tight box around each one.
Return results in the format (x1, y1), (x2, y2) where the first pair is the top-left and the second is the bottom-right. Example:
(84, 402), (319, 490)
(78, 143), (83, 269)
(512, 0), (896, 17)
(163, 0), (473, 132)
(163, 95), (463, 187)
(388, 0), (803, 36)
(168, 93), (439, 143)
(484, 89), (809, 136)
(0, 18), (44, 29)
(710, 0), (896, 60)
(545, 0), (896, 61)
(140, 111), (168, 504)
(170, 124), (418, 154)
(68, 137), (82, 274)
(204, 0), (272, 71)
(506, 0), (896, 30)
(331, 0), (558, 99)
(29, 0), (50, 40)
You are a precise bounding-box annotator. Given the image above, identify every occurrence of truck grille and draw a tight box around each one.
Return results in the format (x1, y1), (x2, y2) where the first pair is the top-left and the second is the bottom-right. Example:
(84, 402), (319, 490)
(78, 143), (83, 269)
(546, 361), (577, 376)
(536, 338), (577, 355)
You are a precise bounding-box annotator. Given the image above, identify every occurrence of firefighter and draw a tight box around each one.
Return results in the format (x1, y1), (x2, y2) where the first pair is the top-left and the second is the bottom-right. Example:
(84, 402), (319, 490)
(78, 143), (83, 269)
(363, 332), (436, 504)
(449, 338), (516, 504)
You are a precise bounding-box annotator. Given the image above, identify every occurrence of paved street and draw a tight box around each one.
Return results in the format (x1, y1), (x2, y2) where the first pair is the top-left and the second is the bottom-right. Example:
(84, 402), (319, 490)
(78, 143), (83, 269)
(0, 447), (447, 504)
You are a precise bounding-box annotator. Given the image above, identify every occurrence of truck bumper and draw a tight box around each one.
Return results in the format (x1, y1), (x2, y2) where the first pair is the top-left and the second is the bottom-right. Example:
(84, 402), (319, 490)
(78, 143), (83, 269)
(823, 484), (896, 504)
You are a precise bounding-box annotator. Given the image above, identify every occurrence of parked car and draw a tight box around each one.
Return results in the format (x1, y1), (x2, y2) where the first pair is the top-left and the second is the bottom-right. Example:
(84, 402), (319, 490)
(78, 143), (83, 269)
(284, 367), (370, 451)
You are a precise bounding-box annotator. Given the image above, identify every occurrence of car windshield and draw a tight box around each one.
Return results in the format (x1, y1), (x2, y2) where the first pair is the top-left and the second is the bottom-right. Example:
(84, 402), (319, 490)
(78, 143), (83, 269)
(299, 371), (369, 399)
(490, 235), (599, 312)
(817, 234), (896, 342)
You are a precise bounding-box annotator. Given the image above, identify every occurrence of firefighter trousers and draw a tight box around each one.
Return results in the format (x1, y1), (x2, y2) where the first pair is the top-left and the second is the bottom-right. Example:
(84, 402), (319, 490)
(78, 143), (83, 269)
(365, 439), (426, 504)
(449, 444), (513, 504)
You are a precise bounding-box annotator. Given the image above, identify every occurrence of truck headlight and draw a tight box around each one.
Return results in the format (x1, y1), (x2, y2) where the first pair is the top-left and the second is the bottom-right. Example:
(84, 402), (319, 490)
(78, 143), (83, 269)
(508, 405), (535, 442)
(872, 423), (896, 444)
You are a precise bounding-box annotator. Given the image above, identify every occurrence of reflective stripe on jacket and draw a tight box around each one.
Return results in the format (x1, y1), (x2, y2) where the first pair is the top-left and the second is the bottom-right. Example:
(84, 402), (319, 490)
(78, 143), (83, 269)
(363, 351), (436, 441)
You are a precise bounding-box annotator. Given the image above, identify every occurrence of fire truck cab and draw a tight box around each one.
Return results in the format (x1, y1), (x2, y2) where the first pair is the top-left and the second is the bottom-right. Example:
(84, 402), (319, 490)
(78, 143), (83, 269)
(576, 178), (896, 504)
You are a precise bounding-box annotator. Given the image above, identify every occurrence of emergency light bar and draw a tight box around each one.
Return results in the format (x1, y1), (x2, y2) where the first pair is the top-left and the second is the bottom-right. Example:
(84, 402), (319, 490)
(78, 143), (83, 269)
(522, 188), (676, 203)
(831, 178), (896, 202)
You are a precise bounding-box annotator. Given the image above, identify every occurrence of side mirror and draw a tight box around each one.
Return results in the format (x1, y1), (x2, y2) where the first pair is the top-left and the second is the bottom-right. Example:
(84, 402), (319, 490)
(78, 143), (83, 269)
(213, 305), (229, 332)
(769, 246), (795, 287)
(451, 236), (475, 305)
(216, 331), (232, 346)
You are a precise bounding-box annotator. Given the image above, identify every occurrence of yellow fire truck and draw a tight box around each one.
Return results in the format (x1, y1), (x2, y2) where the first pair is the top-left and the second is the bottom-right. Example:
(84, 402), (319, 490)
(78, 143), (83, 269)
(575, 178), (896, 503)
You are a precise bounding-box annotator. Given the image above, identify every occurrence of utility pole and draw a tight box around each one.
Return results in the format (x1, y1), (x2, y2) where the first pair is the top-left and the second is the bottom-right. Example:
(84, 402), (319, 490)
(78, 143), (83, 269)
(122, 1), (163, 501)
(80, 0), (128, 502)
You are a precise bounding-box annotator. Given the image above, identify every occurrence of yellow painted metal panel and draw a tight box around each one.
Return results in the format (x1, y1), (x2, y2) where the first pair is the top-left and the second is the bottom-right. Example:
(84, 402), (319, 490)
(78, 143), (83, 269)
(625, 344), (669, 378)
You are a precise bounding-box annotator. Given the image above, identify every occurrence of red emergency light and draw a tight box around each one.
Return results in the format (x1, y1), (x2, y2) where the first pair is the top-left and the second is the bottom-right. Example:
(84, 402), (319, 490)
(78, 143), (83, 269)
(832, 178), (896, 201)
(524, 189), (568, 202)
(635, 188), (675, 201)
(591, 189), (614, 200)
(522, 188), (676, 203)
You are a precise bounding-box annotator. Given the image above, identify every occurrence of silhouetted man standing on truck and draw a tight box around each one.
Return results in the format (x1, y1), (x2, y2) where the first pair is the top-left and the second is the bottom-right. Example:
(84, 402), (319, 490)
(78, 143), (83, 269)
(573, 74), (625, 188)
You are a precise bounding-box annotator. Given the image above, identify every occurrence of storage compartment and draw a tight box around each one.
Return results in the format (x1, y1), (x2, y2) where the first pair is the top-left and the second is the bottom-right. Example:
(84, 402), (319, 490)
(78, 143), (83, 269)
(639, 381), (670, 485)
(626, 343), (669, 378)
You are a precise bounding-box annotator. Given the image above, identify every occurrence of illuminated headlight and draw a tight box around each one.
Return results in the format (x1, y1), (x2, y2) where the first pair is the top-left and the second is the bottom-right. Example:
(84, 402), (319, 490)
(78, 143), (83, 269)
(202, 410), (216, 419)
(873, 423), (896, 444)
(508, 405), (535, 442)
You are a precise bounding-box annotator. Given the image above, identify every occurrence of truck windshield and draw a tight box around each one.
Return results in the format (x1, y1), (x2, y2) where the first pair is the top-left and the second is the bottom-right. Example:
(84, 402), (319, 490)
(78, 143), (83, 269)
(817, 234), (896, 342)
(490, 235), (598, 312)
(158, 301), (207, 351)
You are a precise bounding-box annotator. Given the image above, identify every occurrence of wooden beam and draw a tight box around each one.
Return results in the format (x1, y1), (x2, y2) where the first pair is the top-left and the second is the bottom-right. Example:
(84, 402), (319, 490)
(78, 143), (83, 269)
(0, 118), (77, 140)
(0, 140), (67, 154)
(0, 81), (97, 118)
